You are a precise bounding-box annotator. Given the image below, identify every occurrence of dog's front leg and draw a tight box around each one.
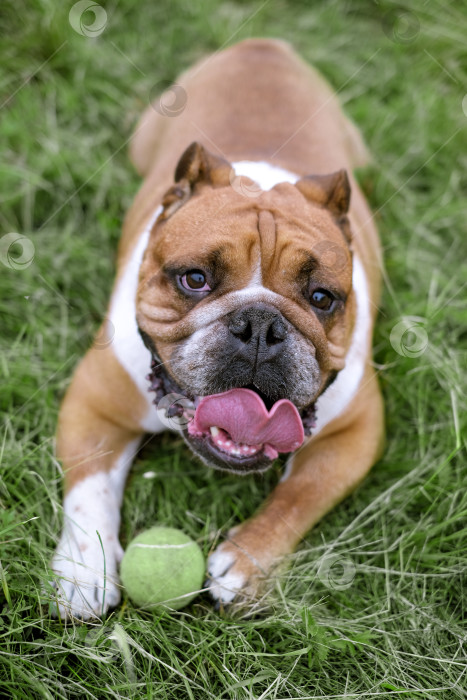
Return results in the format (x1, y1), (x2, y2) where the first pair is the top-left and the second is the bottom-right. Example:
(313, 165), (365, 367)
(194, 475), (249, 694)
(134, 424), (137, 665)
(207, 374), (384, 608)
(50, 350), (147, 620)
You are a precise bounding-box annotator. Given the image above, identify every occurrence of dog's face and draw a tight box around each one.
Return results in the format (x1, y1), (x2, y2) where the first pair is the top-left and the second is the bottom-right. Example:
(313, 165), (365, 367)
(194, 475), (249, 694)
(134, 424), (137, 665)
(137, 143), (355, 473)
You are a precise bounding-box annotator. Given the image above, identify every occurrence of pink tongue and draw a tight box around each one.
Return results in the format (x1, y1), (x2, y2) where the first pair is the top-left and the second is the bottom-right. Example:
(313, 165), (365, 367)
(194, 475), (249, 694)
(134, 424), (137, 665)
(189, 388), (304, 454)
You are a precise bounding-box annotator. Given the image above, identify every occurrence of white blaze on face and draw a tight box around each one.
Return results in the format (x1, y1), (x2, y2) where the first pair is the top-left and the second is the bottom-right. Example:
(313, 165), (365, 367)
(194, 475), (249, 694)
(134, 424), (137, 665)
(188, 286), (286, 332)
(234, 161), (299, 291)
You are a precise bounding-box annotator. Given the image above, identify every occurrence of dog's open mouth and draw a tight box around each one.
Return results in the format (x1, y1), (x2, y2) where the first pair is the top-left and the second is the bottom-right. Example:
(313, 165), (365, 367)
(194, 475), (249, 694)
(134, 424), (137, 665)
(147, 360), (316, 474)
(188, 387), (304, 460)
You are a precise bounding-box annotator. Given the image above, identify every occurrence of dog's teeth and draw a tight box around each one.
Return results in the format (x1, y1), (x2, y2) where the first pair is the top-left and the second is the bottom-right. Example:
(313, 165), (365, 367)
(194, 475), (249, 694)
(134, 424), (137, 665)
(210, 426), (219, 437)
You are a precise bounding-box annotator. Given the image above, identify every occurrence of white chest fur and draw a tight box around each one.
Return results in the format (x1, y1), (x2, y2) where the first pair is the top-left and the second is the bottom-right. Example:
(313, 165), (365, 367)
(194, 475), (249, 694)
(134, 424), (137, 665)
(108, 206), (165, 433)
(313, 254), (370, 434)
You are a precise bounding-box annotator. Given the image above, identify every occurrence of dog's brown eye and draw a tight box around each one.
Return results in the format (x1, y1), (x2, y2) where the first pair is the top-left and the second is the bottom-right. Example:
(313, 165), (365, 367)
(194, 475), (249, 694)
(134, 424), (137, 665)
(180, 270), (211, 292)
(310, 288), (334, 310)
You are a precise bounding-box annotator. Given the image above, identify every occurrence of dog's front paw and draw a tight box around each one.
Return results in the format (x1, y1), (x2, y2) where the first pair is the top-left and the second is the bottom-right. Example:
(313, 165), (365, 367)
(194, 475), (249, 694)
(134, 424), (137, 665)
(206, 526), (279, 610)
(50, 525), (123, 620)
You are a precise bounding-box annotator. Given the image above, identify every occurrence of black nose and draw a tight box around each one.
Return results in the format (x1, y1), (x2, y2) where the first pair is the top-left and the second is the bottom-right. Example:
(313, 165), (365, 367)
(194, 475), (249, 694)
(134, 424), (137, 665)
(227, 304), (287, 362)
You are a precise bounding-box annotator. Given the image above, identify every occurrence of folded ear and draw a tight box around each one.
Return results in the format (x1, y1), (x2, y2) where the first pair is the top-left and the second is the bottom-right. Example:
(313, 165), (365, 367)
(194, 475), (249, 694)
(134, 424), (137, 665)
(159, 142), (232, 220)
(175, 141), (232, 186)
(295, 169), (351, 216)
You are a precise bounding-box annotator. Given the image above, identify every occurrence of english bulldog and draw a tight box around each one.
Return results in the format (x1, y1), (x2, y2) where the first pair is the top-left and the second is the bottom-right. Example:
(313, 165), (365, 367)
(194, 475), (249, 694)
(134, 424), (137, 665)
(51, 38), (384, 619)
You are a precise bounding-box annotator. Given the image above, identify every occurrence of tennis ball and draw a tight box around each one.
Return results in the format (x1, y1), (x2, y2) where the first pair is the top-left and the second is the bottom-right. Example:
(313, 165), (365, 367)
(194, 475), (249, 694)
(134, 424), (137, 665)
(120, 526), (205, 610)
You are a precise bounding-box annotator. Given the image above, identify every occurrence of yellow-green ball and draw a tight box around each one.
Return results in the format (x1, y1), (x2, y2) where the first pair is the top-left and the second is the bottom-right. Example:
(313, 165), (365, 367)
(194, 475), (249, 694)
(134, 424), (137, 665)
(120, 527), (205, 610)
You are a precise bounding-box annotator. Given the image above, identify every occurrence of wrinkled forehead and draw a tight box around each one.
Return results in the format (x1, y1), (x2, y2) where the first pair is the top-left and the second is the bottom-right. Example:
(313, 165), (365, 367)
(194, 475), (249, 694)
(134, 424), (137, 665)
(151, 187), (258, 262)
(151, 182), (350, 266)
(256, 183), (351, 252)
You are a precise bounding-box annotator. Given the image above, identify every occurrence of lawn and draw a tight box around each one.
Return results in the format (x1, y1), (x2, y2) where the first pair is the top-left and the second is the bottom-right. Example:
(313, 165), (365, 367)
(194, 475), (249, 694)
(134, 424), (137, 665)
(1, 0), (466, 697)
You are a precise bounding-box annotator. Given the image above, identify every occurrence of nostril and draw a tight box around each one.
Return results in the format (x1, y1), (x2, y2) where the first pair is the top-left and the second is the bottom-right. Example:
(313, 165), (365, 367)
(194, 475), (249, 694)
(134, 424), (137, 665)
(229, 318), (252, 342)
(266, 319), (287, 345)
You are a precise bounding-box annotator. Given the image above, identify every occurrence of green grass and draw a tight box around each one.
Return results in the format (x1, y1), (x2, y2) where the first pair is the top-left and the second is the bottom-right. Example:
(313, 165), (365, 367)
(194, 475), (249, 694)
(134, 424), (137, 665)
(1, 0), (466, 697)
